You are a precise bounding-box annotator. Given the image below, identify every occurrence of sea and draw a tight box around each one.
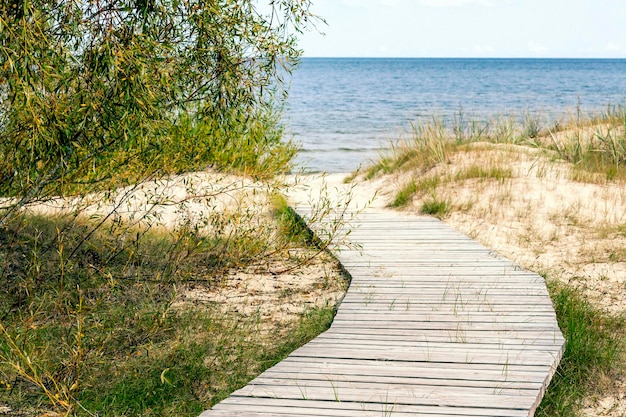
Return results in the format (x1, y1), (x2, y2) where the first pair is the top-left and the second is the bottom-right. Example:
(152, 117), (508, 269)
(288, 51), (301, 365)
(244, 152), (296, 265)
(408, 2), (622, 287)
(284, 58), (626, 173)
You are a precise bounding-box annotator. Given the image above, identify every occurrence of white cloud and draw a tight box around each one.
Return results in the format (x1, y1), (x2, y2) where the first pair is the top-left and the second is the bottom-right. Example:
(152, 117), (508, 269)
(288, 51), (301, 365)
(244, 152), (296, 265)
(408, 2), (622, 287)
(527, 41), (548, 54)
(473, 45), (495, 54)
(604, 43), (626, 53)
(419, 0), (495, 7)
(338, 0), (362, 6)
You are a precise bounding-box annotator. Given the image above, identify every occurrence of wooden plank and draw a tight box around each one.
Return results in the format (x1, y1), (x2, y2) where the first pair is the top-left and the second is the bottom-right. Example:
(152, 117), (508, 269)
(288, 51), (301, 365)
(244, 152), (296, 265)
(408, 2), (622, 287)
(303, 337), (563, 352)
(340, 266), (531, 273)
(292, 336), (559, 353)
(340, 287), (550, 296)
(320, 328), (564, 344)
(259, 364), (550, 385)
(325, 322), (560, 334)
(340, 291), (554, 301)
(278, 356), (560, 374)
(333, 312), (559, 321)
(229, 384), (537, 410)
(288, 347), (558, 367)
(247, 378), (541, 397)
(347, 281), (547, 287)
(347, 272), (541, 278)
(315, 331), (563, 346)
(288, 347), (560, 367)
(205, 397), (530, 417)
(251, 371), (545, 390)
(335, 307), (558, 316)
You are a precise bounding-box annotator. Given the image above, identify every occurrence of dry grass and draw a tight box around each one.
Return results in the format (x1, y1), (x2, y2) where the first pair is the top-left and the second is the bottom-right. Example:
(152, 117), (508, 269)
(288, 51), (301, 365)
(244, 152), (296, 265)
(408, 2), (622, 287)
(359, 112), (626, 416)
(0, 172), (352, 417)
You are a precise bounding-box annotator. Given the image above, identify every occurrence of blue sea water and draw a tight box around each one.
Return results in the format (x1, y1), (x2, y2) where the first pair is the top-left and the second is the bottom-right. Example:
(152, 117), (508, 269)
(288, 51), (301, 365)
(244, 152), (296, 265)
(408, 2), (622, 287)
(284, 58), (626, 173)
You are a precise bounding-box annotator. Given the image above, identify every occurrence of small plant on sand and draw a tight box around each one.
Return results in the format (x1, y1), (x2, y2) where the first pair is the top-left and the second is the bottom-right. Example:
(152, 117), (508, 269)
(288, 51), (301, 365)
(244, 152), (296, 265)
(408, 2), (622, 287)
(391, 176), (441, 208)
(391, 181), (418, 208)
(521, 111), (544, 140)
(420, 195), (452, 218)
(365, 118), (457, 179)
(455, 165), (513, 183)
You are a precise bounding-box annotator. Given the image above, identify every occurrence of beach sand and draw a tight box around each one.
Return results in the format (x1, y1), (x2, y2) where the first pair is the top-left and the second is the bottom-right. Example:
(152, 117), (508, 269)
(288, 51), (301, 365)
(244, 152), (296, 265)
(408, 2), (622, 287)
(21, 159), (626, 415)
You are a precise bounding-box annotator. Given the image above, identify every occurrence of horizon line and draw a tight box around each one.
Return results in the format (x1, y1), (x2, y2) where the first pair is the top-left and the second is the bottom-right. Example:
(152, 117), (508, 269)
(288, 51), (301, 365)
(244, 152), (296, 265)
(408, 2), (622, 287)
(300, 56), (626, 60)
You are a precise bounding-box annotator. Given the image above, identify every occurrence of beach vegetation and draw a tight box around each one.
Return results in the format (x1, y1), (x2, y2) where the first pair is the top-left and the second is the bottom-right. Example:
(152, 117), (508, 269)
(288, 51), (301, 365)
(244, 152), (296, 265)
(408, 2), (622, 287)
(0, 0), (313, 203)
(536, 280), (626, 417)
(419, 196), (452, 218)
(0, 1), (350, 416)
(370, 107), (626, 211)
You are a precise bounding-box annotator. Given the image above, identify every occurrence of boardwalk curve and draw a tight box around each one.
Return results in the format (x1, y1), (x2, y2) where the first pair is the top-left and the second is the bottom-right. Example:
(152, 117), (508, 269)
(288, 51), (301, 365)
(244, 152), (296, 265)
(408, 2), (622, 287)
(200, 208), (565, 417)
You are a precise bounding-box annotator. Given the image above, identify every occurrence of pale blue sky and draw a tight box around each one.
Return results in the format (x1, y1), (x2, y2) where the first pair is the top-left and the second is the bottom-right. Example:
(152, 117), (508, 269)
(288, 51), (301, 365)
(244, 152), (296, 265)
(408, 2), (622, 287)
(299, 0), (626, 58)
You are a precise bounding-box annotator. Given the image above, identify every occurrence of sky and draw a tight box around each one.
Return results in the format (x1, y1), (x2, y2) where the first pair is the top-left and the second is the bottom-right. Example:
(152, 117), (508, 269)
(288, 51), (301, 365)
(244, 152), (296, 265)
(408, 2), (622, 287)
(298, 0), (626, 58)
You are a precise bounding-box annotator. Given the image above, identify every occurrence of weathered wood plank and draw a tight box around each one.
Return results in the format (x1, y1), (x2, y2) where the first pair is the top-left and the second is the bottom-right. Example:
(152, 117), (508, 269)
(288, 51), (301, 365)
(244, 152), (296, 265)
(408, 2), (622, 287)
(256, 369), (546, 386)
(250, 373), (543, 390)
(205, 397), (530, 417)
(229, 384), (537, 410)
(278, 356), (560, 373)
(320, 328), (564, 344)
(333, 313), (559, 322)
(302, 337), (564, 352)
(288, 347), (558, 367)
(259, 361), (551, 383)
(314, 332), (564, 346)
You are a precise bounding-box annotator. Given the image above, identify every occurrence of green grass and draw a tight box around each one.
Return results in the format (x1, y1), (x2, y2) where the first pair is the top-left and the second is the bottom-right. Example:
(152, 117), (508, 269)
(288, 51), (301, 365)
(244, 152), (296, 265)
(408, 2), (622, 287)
(420, 196), (452, 218)
(0, 211), (341, 416)
(390, 164), (511, 210)
(272, 194), (316, 245)
(391, 181), (418, 208)
(550, 125), (626, 181)
(375, 109), (626, 209)
(540, 106), (626, 182)
(365, 108), (626, 187)
(454, 165), (513, 182)
(74, 307), (335, 417)
(365, 118), (457, 180)
(536, 280), (626, 416)
(391, 176), (441, 208)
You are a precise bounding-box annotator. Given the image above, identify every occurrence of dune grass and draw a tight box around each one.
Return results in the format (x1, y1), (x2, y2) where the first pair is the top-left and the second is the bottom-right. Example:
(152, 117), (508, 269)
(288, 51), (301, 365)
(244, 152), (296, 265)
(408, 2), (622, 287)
(363, 107), (626, 416)
(375, 107), (626, 213)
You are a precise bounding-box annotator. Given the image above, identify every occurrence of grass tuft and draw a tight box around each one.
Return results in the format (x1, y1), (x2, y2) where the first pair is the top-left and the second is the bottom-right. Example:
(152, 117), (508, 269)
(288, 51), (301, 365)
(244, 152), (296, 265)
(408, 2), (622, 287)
(391, 176), (441, 208)
(455, 165), (513, 183)
(391, 181), (418, 208)
(537, 280), (626, 416)
(420, 196), (452, 218)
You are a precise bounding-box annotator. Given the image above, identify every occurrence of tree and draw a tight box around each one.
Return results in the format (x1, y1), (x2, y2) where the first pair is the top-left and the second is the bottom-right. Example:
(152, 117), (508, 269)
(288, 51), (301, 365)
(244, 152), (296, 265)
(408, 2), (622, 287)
(0, 0), (314, 213)
(0, 3), (328, 415)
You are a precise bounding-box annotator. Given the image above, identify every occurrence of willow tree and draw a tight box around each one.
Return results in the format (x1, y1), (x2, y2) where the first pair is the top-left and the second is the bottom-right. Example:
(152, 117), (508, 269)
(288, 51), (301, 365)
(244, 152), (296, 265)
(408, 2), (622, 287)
(0, 3), (328, 414)
(0, 0), (313, 211)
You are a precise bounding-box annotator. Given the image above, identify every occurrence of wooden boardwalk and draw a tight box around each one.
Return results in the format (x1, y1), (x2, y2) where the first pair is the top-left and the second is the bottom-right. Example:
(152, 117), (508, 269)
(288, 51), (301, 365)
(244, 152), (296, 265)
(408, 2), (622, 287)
(200, 209), (565, 417)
